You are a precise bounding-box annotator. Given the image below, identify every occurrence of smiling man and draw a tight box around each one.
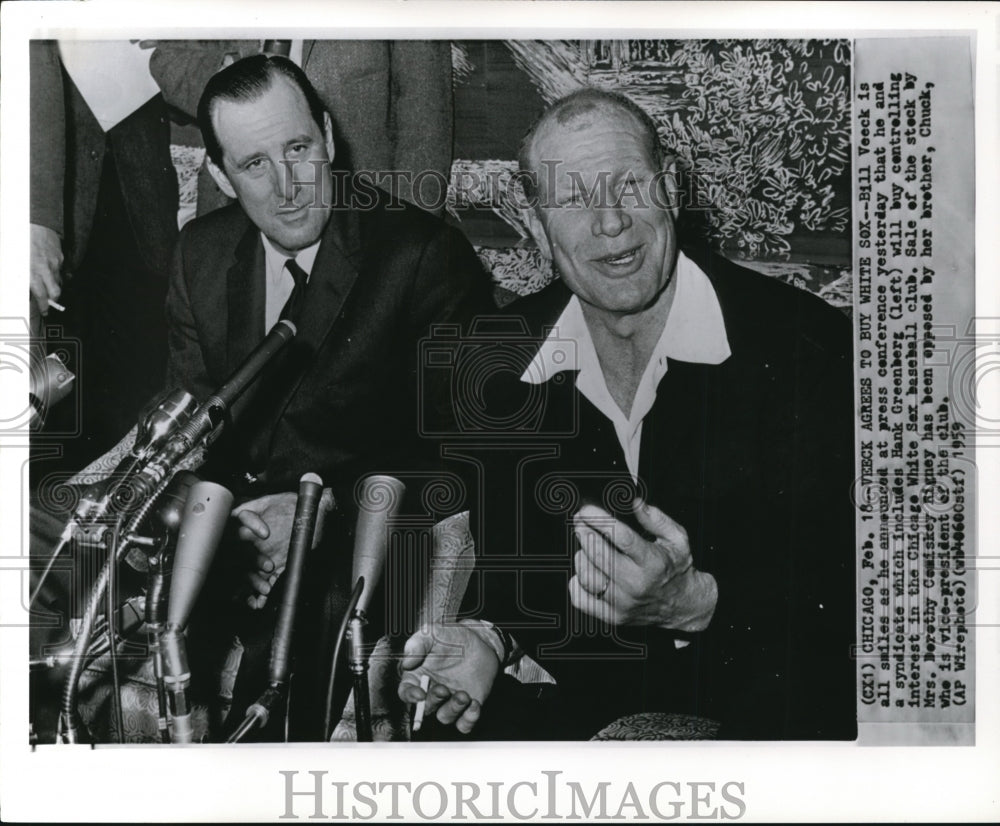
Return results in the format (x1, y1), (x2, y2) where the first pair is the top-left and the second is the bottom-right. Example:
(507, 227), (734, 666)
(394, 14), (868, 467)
(399, 88), (856, 741)
(165, 55), (491, 739)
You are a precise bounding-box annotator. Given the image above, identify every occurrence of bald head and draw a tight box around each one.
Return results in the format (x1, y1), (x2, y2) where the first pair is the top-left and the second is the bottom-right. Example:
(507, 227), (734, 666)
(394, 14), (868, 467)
(518, 88), (664, 196)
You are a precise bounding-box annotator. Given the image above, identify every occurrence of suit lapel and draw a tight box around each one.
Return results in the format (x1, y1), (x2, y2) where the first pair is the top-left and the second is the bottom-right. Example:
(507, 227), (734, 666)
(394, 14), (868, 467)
(258, 205), (364, 464)
(226, 224), (266, 376)
(289, 205), (363, 354)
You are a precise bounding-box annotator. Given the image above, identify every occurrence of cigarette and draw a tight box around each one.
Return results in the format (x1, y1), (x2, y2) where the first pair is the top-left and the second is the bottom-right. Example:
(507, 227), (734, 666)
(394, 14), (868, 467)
(47, 299), (65, 312)
(412, 674), (430, 732)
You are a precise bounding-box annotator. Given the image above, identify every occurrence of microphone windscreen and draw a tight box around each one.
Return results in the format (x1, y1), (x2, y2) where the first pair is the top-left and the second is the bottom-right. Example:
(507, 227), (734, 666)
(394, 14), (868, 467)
(352, 475), (406, 616)
(154, 470), (200, 534)
(167, 480), (234, 629)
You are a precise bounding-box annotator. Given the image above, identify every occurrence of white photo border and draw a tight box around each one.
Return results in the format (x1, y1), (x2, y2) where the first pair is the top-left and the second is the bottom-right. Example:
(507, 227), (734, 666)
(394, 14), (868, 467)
(1, 2), (997, 822)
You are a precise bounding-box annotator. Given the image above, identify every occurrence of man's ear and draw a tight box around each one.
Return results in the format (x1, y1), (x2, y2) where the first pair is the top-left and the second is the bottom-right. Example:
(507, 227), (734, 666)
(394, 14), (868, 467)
(206, 156), (237, 200)
(323, 112), (336, 162)
(524, 207), (553, 261)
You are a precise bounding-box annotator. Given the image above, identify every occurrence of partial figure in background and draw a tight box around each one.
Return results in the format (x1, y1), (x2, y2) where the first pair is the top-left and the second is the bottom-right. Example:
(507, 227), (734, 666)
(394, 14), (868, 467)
(29, 40), (179, 477)
(28, 40), (180, 743)
(148, 39), (454, 216)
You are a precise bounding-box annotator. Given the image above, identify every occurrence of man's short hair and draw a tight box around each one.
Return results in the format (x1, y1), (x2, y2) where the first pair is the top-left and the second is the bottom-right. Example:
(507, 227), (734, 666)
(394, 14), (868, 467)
(517, 87), (666, 200)
(197, 54), (328, 167)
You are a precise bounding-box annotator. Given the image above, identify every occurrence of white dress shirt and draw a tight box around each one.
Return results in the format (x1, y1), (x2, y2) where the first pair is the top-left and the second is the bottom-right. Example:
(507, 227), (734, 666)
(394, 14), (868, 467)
(261, 234), (321, 332)
(521, 251), (732, 480)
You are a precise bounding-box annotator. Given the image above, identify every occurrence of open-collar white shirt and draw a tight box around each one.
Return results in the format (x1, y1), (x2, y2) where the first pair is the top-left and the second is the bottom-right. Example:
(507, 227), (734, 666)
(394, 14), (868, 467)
(521, 251), (732, 481)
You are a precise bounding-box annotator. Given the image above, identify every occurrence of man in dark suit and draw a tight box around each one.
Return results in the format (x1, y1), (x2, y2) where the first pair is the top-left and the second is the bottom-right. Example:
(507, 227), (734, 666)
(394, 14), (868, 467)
(399, 88), (856, 740)
(167, 55), (491, 738)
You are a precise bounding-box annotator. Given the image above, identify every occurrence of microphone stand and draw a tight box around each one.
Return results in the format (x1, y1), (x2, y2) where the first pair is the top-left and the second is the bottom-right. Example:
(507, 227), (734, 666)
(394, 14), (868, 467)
(348, 594), (373, 742)
(52, 323), (296, 744)
(323, 577), (365, 742)
(322, 474), (405, 742)
(145, 550), (172, 743)
(35, 320), (296, 613)
(58, 481), (173, 743)
(227, 474), (324, 743)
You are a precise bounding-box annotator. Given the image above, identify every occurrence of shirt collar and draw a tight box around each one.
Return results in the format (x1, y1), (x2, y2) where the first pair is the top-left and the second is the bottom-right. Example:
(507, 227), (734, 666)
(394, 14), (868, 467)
(521, 251), (732, 385)
(261, 233), (321, 284)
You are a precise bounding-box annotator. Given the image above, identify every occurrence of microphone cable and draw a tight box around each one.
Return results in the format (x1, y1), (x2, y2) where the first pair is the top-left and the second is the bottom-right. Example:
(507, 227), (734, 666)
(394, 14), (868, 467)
(322, 576), (364, 741)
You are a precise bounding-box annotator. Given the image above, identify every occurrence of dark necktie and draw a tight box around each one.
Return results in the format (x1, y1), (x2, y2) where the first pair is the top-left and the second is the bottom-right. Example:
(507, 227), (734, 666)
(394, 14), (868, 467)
(280, 258), (309, 324)
(244, 258), (308, 475)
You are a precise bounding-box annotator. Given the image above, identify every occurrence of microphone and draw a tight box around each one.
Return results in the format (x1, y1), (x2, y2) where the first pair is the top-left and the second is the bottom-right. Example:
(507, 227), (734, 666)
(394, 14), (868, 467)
(351, 475), (406, 618)
(28, 353), (74, 429)
(161, 480), (233, 743)
(345, 475), (405, 741)
(140, 471), (201, 627)
(211, 319), (296, 411)
(134, 389), (200, 461)
(227, 473), (324, 743)
(30, 391), (204, 612)
(72, 391), (200, 528)
(269, 473), (323, 686)
(166, 480), (234, 630)
(128, 320), (296, 502)
(154, 470), (200, 535)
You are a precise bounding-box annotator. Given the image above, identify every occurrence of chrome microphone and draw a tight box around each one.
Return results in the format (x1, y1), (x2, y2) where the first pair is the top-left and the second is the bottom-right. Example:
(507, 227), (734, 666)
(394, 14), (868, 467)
(349, 474), (405, 741)
(134, 389), (201, 461)
(351, 475), (406, 618)
(69, 390), (199, 528)
(28, 352), (74, 430)
(166, 480), (233, 630)
(31, 392), (202, 613)
(162, 480), (233, 743)
(227, 473), (324, 743)
(128, 320), (297, 503)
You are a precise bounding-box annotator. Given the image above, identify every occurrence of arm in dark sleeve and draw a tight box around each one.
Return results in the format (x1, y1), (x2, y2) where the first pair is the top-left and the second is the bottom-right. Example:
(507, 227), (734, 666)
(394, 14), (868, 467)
(404, 224), (495, 461)
(30, 40), (65, 233)
(164, 229), (213, 400)
(149, 40), (256, 118)
(408, 224), (493, 350)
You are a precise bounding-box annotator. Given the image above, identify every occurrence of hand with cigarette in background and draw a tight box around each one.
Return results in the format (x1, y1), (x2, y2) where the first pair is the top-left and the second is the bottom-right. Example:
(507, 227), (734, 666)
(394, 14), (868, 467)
(30, 223), (65, 338)
(397, 498), (718, 734)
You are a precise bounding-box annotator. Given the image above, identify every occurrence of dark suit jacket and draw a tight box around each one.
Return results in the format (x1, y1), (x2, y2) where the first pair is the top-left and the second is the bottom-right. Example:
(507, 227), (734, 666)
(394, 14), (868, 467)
(29, 41), (180, 470)
(458, 250), (856, 740)
(29, 40), (178, 275)
(165, 185), (493, 503)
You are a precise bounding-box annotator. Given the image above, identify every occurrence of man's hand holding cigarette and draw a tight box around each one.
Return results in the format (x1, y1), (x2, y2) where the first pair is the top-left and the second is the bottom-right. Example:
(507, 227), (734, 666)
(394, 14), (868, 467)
(398, 620), (503, 735)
